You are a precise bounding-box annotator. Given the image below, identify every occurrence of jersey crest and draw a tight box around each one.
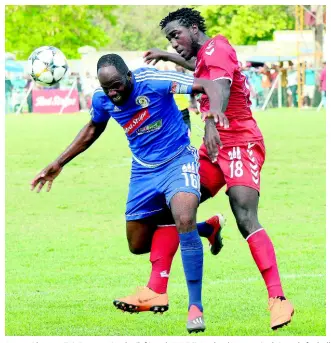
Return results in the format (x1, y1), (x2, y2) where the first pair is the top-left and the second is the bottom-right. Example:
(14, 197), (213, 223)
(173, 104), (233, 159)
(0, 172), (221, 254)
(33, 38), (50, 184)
(135, 95), (150, 108)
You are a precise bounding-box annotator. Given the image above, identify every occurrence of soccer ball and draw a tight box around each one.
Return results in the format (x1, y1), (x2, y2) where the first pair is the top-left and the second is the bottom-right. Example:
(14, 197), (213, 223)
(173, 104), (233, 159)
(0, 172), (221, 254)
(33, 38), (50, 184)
(27, 46), (68, 86)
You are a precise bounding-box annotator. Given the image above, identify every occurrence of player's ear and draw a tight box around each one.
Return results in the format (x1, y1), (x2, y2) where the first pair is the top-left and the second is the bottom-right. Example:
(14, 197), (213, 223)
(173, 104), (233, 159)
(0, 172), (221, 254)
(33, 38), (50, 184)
(191, 24), (199, 35)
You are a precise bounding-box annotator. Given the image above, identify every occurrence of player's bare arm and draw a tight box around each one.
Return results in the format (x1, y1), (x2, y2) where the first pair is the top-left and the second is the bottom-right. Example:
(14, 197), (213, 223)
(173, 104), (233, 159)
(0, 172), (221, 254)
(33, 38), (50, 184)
(197, 78), (231, 162)
(143, 48), (196, 71)
(192, 78), (229, 128)
(30, 120), (107, 193)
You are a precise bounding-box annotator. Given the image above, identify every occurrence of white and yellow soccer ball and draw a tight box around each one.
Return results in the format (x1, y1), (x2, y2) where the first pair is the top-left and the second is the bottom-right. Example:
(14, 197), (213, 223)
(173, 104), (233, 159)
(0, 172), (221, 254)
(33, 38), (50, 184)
(27, 46), (68, 86)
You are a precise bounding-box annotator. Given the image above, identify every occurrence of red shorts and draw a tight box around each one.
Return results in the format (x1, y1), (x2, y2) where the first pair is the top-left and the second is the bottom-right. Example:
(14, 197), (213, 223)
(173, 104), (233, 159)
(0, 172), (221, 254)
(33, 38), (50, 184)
(199, 140), (266, 196)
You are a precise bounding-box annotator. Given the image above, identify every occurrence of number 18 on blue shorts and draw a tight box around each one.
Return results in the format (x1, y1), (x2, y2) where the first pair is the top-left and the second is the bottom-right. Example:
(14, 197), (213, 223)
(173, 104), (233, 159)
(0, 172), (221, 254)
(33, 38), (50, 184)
(125, 145), (201, 221)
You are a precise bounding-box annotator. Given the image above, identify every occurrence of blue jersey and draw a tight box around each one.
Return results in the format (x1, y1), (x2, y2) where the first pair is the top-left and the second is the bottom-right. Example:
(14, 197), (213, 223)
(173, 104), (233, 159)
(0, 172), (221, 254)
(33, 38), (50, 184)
(91, 68), (194, 167)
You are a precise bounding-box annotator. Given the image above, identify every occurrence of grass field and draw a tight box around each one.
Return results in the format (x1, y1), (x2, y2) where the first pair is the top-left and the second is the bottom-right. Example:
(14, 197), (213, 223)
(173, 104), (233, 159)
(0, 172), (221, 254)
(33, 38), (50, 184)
(5, 108), (326, 336)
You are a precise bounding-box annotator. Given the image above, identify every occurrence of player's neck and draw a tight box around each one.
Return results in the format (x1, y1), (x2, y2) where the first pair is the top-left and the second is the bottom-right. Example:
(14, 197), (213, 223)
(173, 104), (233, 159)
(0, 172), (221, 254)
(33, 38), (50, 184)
(197, 33), (210, 51)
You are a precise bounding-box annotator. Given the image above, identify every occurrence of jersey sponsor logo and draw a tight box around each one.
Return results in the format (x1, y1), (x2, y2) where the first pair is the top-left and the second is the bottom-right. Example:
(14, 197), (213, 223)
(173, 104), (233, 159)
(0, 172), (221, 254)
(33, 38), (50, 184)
(170, 81), (189, 94)
(135, 95), (150, 108)
(123, 108), (150, 135)
(137, 119), (162, 135)
(113, 106), (121, 112)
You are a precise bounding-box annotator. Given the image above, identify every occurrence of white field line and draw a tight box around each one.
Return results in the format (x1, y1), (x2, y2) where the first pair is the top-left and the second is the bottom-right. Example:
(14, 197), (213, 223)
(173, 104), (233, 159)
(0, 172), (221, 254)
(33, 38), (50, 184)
(207, 273), (325, 285)
(170, 273), (325, 287)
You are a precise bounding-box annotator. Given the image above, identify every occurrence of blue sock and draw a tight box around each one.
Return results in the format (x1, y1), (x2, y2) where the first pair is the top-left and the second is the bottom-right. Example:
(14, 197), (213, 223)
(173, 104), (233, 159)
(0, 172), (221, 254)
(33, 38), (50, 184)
(179, 230), (203, 312)
(197, 221), (213, 238)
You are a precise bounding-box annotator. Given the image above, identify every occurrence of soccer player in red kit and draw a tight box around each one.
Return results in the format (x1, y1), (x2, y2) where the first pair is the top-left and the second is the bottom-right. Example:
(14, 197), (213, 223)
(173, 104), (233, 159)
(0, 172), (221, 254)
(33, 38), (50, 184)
(142, 8), (294, 330)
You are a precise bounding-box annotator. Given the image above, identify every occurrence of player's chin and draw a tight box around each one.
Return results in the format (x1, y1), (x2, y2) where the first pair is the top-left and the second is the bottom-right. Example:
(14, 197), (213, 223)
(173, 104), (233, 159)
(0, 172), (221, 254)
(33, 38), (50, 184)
(182, 51), (193, 60)
(111, 96), (123, 104)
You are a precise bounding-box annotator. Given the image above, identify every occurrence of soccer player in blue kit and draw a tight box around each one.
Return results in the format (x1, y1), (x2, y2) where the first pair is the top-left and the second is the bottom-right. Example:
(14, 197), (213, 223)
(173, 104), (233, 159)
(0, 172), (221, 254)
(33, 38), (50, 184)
(30, 54), (228, 333)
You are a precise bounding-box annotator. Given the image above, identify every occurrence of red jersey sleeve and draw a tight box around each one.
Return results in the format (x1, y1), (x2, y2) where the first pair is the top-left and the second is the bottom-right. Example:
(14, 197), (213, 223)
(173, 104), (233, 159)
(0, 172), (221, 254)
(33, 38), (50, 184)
(202, 38), (237, 84)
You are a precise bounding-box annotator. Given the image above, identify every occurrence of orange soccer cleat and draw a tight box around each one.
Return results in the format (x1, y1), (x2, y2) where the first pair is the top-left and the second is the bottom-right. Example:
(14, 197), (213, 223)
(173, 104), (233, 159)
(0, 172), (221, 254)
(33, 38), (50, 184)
(113, 286), (168, 314)
(268, 297), (294, 330)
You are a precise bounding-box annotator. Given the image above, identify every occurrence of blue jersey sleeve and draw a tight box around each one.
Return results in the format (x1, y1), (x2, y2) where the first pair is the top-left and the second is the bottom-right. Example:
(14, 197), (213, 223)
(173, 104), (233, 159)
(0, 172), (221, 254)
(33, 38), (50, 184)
(134, 69), (194, 95)
(90, 89), (112, 123)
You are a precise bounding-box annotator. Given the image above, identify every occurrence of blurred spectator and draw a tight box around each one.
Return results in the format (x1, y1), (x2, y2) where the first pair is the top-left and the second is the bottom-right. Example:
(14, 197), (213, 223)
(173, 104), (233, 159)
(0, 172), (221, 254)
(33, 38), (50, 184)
(25, 75), (33, 113)
(320, 62), (326, 108)
(270, 64), (279, 107)
(261, 65), (272, 108)
(82, 72), (98, 108)
(5, 72), (13, 113)
(11, 75), (26, 113)
(250, 69), (264, 108)
(287, 62), (298, 107)
(76, 76), (87, 111)
(303, 63), (316, 108)
(279, 62), (288, 107)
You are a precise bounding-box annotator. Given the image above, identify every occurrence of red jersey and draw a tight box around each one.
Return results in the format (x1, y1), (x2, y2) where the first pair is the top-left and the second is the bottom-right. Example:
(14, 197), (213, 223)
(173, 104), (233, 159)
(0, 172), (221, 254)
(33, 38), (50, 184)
(194, 35), (263, 146)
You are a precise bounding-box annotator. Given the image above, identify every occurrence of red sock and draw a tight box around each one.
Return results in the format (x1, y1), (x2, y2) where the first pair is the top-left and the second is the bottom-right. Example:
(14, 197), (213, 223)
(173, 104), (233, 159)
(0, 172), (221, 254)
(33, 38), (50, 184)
(147, 225), (179, 294)
(247, 229), (284, 298)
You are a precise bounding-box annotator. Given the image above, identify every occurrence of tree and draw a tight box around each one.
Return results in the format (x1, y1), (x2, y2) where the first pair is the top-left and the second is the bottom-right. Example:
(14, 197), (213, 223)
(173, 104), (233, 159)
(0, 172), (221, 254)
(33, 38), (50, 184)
(5, 5), (117, 59)
(107, 6), (181, 51)
(198, 5), (295, 45)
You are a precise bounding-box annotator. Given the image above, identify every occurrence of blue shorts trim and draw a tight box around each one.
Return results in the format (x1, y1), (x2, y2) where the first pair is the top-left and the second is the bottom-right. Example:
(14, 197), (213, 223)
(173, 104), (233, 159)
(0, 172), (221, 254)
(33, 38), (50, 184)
(125, 208), (164, 221)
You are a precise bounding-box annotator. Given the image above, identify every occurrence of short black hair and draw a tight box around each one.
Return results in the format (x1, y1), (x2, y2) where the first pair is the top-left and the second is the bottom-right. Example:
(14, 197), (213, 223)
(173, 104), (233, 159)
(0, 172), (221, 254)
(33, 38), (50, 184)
(160, 8), (206, 33)
(97, 54), (129, 75)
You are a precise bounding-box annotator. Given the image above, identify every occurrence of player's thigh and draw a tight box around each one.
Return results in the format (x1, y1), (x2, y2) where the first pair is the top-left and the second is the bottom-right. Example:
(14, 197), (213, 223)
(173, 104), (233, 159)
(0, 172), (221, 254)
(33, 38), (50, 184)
(126, 163), (165, 222)
(162, 146), (201, 205)
(219, 140), (266, 195)
(162, 146), (200, 231)
(126, 218), (157, 254)
(198, 143), (226, 197)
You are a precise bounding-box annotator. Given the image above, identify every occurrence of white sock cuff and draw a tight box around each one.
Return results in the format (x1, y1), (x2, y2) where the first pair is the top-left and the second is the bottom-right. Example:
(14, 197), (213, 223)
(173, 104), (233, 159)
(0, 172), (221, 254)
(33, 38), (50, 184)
(246, 228), (265, 241)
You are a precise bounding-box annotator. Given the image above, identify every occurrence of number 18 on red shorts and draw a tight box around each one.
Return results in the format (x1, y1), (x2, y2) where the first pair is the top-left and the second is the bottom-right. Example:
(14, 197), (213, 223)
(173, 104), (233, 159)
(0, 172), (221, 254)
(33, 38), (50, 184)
(198, 140), (266, 196)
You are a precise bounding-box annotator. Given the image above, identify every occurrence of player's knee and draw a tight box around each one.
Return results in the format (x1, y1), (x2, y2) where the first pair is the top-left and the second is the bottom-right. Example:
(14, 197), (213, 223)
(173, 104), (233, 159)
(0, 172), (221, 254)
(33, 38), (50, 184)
(128, 241), (150, 255)
(235, 212), (258, 237)
(174, 213), (195, 233)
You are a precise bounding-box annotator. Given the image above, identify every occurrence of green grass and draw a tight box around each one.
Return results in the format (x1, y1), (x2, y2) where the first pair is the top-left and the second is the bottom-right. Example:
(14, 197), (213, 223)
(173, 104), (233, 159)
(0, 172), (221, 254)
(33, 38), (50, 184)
(5, 108), (326, 336)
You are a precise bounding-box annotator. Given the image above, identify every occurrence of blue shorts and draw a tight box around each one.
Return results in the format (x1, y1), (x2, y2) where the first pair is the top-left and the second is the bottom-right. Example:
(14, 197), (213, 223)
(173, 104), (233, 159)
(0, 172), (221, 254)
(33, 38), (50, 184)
(125, 145), (200, 221)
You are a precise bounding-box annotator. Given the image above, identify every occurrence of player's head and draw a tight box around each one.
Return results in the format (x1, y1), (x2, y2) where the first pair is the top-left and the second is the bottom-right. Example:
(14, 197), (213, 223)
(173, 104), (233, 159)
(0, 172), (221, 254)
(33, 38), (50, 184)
(97, 54), (133, 105)
(160, 8), (206, 60)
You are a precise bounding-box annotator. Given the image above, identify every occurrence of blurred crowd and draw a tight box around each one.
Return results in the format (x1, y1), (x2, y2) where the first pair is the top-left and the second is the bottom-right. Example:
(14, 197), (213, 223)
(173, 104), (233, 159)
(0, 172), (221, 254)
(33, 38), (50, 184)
(5, 70), (100, 113)
(240, 60), (326, 109)
(5, 60), (326, 114)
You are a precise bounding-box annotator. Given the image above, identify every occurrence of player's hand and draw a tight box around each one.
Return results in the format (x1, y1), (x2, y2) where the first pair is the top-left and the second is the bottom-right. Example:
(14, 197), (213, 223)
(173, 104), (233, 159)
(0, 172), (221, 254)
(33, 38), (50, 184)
(30, 161), (63, 193)
(189, 105), (200, 115)
(201, 109), (229, 129)
(143, 48), (168, 66)
(204, 119), (223, 163)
